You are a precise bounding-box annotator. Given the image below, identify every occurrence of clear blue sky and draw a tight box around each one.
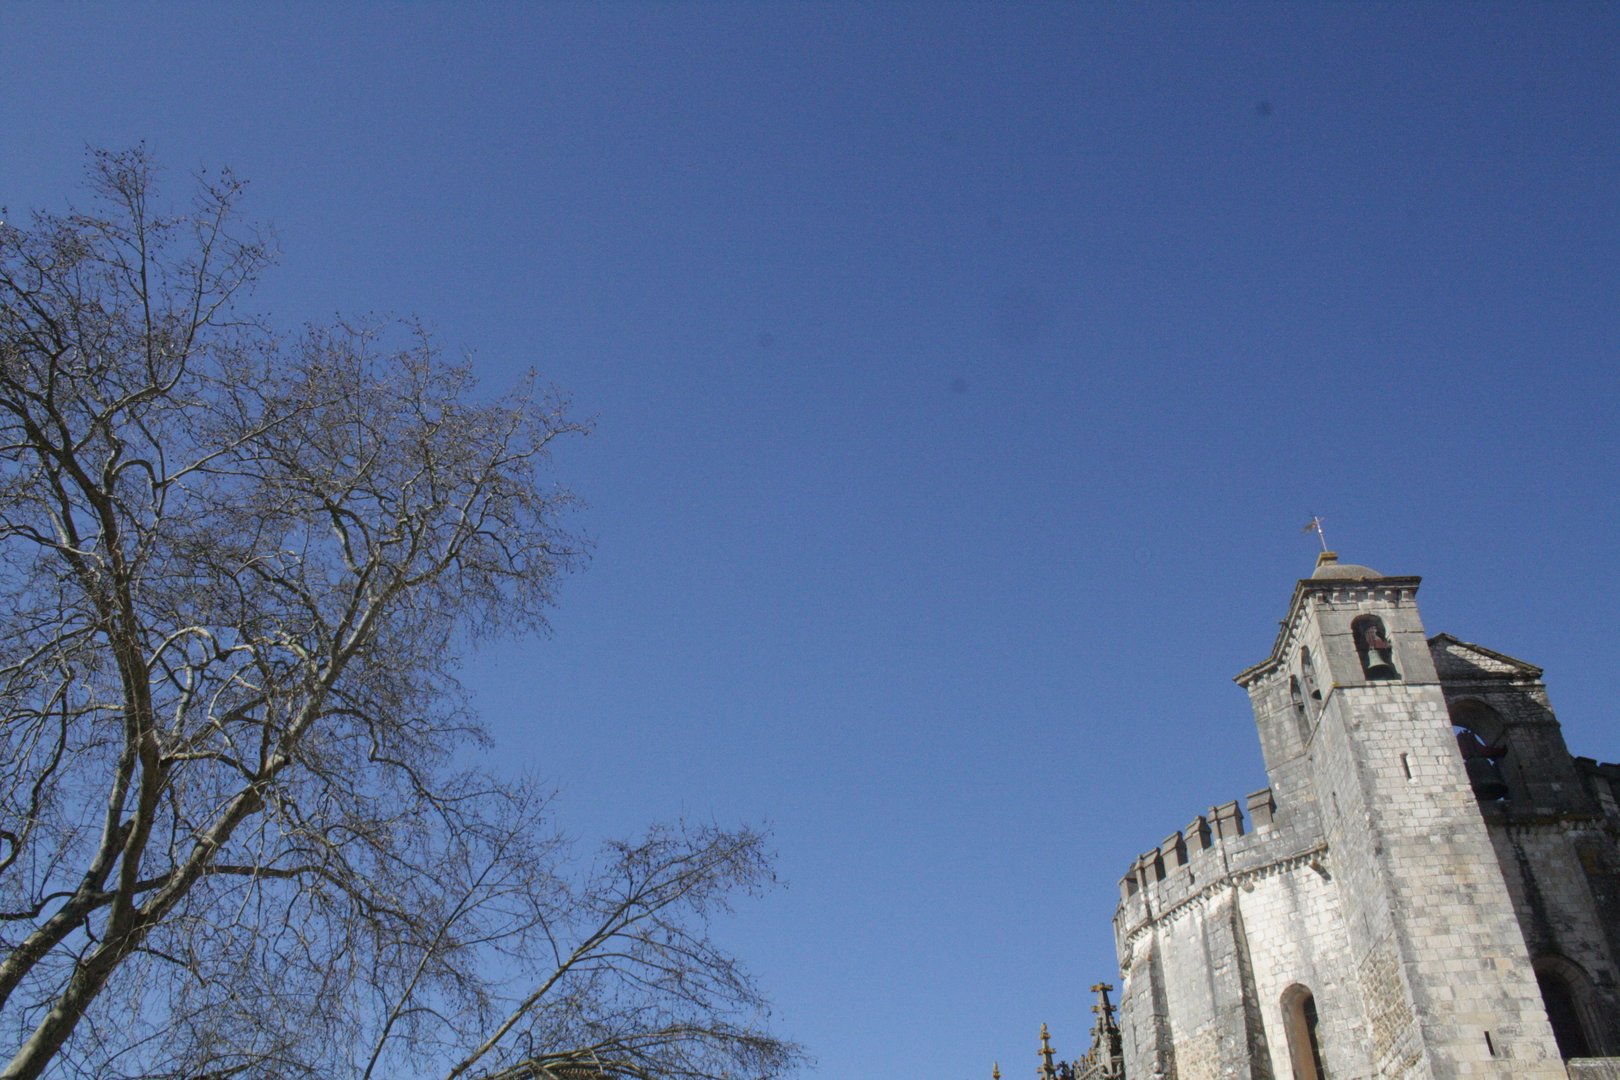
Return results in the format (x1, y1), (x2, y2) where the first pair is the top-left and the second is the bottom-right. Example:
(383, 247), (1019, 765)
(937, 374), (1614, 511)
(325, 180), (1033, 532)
(6, 5), (1619, 1077)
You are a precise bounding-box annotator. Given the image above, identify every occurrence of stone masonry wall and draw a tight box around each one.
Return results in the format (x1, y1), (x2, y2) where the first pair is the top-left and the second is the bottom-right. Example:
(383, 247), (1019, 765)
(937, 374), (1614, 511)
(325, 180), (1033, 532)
(1112, 565), (1619, 1080)
(1488, 818), (1620, 1055)
(1432, 636), (1620, 1057)
(1300, 583), (1566, 1079)
(1115, 788), (1369, 1080)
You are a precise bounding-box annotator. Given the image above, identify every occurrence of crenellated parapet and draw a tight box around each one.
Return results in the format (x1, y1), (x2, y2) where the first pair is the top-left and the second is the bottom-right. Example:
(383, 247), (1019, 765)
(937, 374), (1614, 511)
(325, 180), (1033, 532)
(1113, 783), (1329, 946)
(1116, 790), (1269, 904)
(1093, 557), (1620, 1080)
(1576, 757), (1620, 819)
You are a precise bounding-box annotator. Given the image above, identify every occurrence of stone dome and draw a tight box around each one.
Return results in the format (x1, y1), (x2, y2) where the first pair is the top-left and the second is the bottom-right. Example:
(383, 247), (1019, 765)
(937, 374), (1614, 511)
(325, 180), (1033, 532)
(1311, 552), (1383, 580)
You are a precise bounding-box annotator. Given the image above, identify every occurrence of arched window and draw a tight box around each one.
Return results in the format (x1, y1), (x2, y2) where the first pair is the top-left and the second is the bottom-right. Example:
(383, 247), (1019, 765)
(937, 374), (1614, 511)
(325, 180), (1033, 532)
(1534, 956), (1602, 1059)
(1350, 614), (1397, 680)
(1299, 648), (1322, 714)
(1281, 984), (1326, 1080)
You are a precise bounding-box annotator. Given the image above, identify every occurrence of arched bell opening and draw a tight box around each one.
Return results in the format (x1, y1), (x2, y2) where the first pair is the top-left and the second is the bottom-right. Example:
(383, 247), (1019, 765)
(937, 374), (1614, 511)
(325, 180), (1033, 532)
(1350, 614), (1398, 680)
(1449, 699), (1512, 802)
(1280, 984), (1325, 1080)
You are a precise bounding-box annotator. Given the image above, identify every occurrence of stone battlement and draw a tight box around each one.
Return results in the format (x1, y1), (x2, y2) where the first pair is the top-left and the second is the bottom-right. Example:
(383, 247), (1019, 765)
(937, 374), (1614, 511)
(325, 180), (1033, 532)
(1101, 564), (1619, 1079)
(1577, 757), (1620, 818)
(1117, 789), (1274, 897)
(1112, 785), (1331, 941)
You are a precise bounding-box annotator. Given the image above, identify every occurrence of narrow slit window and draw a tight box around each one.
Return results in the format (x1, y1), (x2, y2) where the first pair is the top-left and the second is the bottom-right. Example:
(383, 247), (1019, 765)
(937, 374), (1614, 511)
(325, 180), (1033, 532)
(1282, 985), (1326, 1080)
(1290, 676), (1311, 742)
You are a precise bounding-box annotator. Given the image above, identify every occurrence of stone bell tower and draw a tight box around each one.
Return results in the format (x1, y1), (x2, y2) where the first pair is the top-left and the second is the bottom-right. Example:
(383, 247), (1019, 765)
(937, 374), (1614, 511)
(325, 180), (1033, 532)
(1108, 553), (1620, 1079)
(1243, 552), (1565, 1078)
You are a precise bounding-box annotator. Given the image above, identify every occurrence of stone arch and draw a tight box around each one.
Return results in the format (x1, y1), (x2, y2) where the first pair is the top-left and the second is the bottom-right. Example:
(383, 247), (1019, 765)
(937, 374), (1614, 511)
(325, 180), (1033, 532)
(1449, 698), (1507, 744)
(1280, 983), (1325, 1080)
(1350, 613), (1398, 679)
(1533, 954), (1604, 1058)
(1449, 699), (1512, 801)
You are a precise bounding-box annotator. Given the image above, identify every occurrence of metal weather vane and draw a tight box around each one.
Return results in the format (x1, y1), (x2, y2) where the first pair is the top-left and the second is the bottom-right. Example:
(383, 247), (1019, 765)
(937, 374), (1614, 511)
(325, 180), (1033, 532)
(1302, 515), (1329, 552)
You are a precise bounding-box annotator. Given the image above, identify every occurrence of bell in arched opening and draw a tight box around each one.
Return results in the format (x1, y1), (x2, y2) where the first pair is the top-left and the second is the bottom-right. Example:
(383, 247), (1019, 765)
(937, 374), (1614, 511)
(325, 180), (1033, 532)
(1456, 728), (1510, 801)
(1352, 614), (1398, 680)
(1465, 754), (1510, 801)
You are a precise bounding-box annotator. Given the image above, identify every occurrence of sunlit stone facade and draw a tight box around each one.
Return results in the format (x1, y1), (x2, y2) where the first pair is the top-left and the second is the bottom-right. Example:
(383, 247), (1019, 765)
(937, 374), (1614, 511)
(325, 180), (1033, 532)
(1108, 555), (1620, 1080)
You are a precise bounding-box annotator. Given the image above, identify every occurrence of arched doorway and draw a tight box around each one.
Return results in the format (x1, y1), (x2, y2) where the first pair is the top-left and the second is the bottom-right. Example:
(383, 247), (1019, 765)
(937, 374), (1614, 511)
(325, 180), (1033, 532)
(1534, 955), (1601, 1059)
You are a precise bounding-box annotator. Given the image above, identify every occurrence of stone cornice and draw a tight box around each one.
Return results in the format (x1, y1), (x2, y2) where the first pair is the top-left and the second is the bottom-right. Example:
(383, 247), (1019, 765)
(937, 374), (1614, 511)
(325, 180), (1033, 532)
(1235, 576), (1422, 687)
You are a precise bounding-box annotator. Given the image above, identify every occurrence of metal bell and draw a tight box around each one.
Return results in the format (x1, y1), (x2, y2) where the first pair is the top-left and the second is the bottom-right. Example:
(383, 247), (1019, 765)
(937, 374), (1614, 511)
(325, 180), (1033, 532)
(1465, 754), (1510, 801)
(1363, 651), (1397, 680)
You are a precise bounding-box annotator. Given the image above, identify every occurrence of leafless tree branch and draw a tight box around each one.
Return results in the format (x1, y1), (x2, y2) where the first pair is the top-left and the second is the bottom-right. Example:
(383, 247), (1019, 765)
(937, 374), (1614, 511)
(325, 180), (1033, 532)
(0, 148), (801, 1080)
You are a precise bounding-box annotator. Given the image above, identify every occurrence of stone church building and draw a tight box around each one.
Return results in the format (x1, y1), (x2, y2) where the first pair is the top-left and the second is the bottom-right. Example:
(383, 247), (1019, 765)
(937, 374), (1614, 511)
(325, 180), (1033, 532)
(1021, 554), (1620, 1080)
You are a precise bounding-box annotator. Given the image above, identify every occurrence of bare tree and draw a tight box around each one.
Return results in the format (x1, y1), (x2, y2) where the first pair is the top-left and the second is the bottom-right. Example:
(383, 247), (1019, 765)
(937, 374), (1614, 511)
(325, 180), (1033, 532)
(0, 149), (800, 1080)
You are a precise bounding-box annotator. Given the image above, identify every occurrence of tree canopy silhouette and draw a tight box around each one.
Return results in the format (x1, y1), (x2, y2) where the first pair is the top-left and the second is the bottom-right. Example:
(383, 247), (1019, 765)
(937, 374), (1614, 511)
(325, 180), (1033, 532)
(0, 148), (799, 1080)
